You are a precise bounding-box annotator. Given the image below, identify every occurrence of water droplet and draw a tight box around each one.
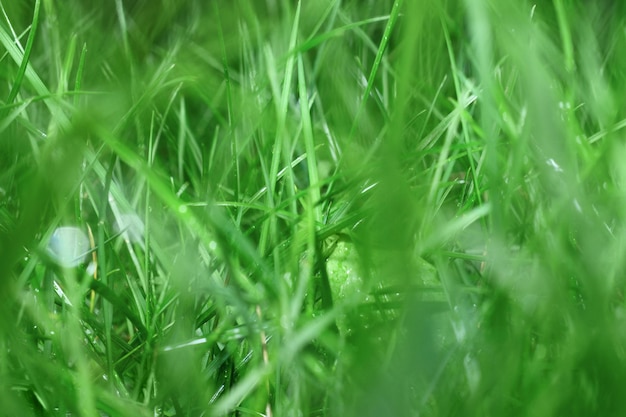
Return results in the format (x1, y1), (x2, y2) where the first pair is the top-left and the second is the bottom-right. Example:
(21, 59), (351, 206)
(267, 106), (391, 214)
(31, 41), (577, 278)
(47, 227), (90, 268)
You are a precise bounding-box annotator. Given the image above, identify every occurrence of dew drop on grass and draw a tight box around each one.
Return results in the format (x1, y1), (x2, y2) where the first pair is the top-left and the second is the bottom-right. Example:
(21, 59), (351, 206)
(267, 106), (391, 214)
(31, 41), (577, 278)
(47, 226), (90, 268)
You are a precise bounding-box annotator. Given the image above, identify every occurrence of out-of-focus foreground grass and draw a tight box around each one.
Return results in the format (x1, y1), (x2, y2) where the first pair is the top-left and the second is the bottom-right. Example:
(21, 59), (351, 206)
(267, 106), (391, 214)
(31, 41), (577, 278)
(2, 0), (626, 416)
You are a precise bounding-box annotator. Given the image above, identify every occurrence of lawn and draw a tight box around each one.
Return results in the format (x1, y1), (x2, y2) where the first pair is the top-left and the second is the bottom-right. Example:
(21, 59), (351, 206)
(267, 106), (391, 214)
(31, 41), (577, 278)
(1, 0), (626, 416)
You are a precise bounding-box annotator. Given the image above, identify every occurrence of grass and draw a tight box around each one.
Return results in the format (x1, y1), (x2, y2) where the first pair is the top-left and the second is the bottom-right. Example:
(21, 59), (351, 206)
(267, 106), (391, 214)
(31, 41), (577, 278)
(1, 0), (626, 416)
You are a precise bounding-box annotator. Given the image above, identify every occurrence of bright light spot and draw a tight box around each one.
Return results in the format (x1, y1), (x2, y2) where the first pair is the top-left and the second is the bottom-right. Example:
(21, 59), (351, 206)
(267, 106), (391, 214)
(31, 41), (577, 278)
(178, 204), (188, 213)
(452, 320), (466, 343)
(86, 262), (97, 276)
(546, 158), (563, 173)
(162, 337), (208, 352)
(361, 181), (378, 194)
(464, 353), (481, 393)
(209, 241), (217, 251)
(48, 227), (90, 268)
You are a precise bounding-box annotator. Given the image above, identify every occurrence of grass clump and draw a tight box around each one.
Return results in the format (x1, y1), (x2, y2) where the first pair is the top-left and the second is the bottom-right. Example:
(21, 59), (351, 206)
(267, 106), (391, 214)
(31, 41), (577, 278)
(1, 0), (626, 416)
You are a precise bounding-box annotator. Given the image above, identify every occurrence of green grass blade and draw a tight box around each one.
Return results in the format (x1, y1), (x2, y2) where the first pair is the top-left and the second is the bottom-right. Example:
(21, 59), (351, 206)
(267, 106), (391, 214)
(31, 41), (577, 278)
(5, 0), (40, 106)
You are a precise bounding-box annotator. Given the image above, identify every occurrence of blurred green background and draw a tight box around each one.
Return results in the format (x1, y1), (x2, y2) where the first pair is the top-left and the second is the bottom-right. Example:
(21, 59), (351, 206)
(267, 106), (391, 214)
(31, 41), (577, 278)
(2, 0), (626, 416)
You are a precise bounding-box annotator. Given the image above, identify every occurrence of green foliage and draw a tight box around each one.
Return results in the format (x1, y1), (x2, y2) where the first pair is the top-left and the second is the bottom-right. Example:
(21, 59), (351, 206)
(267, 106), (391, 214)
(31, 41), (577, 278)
(1, 0), (626, 416)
